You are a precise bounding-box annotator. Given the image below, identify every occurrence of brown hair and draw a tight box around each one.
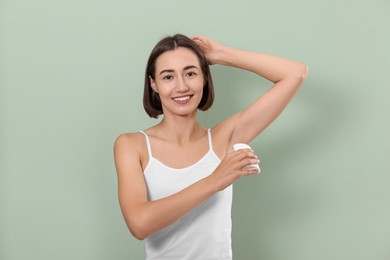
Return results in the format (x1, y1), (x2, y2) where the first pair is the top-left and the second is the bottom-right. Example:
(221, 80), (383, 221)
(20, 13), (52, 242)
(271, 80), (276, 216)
(143, 34), (214, 118)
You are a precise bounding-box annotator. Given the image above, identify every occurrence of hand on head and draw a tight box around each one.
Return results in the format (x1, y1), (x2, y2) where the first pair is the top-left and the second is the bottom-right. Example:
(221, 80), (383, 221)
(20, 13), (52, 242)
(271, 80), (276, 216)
(191, 35), (224, 65)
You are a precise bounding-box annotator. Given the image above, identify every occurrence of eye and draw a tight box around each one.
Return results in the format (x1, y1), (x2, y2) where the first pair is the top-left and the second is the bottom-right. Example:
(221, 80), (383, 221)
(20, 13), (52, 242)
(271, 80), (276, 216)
(186, 71), (197, 78)
(162, 75), (173, 80)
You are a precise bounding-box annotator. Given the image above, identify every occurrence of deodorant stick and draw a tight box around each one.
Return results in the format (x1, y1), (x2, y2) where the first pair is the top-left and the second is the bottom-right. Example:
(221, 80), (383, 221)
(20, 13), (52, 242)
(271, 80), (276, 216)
(233, 143), (261, 174)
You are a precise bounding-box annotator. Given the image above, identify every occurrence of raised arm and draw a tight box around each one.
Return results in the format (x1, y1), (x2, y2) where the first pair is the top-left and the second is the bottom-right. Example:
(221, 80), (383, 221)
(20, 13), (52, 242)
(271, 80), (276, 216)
(192, 35), (308, 146)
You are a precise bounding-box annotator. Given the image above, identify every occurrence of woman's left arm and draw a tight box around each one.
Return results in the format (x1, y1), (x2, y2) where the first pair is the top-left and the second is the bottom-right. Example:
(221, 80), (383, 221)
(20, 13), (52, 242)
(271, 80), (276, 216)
(192, 35), (308, 144)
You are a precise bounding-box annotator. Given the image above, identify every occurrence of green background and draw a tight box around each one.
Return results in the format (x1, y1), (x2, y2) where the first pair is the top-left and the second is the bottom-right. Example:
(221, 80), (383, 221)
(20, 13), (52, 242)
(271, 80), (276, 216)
(1, 0), (389, 259)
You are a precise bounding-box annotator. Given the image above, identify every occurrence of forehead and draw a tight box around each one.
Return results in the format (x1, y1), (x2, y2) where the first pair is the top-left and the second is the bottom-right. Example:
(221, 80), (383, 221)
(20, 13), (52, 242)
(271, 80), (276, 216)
(155, 47), (200, 72)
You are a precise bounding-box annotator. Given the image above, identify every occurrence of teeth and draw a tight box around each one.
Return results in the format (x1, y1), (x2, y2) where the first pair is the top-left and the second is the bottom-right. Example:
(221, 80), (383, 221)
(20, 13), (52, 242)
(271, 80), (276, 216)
(173, 96), (190, 101)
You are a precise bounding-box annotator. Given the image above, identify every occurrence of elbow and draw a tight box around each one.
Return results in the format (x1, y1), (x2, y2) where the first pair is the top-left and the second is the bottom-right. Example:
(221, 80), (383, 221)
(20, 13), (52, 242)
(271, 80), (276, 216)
(279, 63), (308, 86)
(301, 63), (308, 80)
(120, 203), (151, 240)
(127, 218), (151, 241)
(288, 63), (308, 87)
(131, 229), (148, 241)
(296, 63), (308, 82)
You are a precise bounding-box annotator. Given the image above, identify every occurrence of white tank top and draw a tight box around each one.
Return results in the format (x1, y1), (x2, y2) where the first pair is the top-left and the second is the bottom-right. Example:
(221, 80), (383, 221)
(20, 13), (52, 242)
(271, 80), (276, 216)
(140, 129), (233, 260)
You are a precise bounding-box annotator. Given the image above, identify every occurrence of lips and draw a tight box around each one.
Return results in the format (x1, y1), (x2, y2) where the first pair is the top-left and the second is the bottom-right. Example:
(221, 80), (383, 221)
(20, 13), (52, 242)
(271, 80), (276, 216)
(173, 95), (191, 102)
(172, 95), (193, 104)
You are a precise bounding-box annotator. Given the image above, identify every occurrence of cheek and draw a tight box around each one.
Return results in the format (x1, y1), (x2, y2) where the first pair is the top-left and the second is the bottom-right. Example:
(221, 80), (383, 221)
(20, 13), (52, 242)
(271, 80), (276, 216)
(155, 81), (173, 93)
(192, 78), (205, 90)
(196, 85), (204, 101)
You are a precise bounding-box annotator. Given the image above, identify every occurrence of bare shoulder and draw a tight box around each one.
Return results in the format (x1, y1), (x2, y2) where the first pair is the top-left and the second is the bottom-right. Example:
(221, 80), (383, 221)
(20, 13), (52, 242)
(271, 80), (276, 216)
(114, 132), (148, 172)
(114, 132), (144, 154)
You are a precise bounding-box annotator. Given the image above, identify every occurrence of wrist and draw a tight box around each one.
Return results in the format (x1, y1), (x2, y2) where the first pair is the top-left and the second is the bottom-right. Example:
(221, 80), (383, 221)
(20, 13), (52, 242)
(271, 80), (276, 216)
(201, 174), (220, 194)
(213, 46), (236, 66)
(213, 45), (231, 65)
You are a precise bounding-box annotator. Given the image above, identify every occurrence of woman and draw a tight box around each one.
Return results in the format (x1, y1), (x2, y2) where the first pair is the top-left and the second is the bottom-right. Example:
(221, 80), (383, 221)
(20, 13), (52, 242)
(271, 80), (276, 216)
(114, 34), (307, 259)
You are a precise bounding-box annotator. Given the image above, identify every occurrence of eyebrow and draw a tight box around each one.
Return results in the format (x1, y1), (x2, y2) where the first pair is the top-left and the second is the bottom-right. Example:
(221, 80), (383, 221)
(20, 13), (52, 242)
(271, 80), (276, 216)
(159, 65), (199, 75)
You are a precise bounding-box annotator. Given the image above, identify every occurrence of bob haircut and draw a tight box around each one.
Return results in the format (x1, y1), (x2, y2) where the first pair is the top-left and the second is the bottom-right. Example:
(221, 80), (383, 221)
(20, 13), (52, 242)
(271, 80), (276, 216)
(143, 34), (214, 118)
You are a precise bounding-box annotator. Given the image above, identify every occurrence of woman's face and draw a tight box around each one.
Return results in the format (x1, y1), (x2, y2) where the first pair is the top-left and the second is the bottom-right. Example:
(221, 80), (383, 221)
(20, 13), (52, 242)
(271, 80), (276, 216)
(150, 47), (205, 118)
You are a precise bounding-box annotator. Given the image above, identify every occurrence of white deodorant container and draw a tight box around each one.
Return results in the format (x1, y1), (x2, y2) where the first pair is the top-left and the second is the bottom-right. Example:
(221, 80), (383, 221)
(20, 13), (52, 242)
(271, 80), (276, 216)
(233, 143), (261, 174)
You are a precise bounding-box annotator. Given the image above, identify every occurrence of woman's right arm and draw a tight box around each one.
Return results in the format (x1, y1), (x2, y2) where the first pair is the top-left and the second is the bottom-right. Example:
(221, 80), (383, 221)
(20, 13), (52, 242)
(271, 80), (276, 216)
(114, 133), (259, 240)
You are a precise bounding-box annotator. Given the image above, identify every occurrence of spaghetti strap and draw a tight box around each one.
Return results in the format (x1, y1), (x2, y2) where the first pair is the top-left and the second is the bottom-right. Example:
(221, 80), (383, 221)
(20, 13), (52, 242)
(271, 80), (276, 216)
(207, 128), (214, 151)
(140, 131), (153, 158)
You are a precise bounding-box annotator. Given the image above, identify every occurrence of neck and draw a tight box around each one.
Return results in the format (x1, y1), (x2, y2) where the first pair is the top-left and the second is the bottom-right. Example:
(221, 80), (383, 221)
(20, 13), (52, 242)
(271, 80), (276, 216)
(156, 115), (205, 146)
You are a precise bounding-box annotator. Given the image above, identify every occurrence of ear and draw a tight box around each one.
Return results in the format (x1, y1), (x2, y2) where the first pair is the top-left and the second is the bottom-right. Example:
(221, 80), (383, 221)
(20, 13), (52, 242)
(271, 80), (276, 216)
(149, 76), (158, 93)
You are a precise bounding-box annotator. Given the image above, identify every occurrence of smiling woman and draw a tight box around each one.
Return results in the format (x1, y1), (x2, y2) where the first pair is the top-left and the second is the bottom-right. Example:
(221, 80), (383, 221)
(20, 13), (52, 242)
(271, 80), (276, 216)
(114, 33), (307, 259)
(143, 34), (214, 119)
(149, 48), (206, 117)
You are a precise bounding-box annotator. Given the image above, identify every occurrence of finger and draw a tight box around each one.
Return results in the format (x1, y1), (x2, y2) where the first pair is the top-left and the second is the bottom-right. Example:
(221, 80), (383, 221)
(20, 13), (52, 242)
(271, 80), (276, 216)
(234, 149), (257, 160)
(191, 35), (202, 43)
(191, 35), (210, 47)
(238, 157), (260, 169)
(240, 168), (260, 176)
(191, 35), (203, 41)
(192, 38), (204, 47)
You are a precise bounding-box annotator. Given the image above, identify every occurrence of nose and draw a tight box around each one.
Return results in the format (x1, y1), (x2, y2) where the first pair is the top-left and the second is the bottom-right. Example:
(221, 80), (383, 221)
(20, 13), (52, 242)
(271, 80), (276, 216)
(175, 76), (189, 92)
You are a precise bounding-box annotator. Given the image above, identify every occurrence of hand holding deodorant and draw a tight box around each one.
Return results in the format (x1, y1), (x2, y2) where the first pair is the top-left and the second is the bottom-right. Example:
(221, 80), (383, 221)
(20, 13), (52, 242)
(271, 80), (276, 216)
(233, 143), (261, 174)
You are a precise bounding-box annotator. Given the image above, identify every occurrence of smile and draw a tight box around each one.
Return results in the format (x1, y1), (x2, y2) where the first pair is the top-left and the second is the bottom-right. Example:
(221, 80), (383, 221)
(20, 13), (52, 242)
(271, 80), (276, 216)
(173, 95), (191, 102)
